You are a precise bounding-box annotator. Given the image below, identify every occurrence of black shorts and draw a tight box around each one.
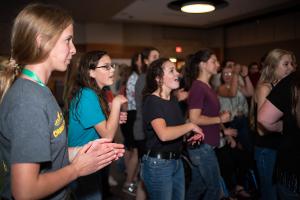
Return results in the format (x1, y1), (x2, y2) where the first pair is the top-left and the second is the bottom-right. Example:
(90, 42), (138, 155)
(135, 139), (146, 159)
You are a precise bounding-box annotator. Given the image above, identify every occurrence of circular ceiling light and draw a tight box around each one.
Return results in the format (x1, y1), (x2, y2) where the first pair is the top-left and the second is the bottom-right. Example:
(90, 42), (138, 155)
(181, 2), (215, 13)
(168, 0), (228, 14)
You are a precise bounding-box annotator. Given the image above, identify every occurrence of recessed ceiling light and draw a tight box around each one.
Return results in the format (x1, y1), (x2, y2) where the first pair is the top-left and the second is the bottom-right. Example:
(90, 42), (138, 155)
(168, 0), (228, 14)
(181, 2), (215, 13)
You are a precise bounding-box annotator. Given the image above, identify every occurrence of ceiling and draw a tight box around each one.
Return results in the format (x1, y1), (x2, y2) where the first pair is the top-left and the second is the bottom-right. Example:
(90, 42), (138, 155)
(1, 0), (300, 28)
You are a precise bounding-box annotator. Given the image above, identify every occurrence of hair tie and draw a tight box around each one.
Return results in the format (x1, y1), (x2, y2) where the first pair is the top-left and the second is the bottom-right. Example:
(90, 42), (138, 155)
(9, 58), (18, 68)
(9, 57), (21, 74)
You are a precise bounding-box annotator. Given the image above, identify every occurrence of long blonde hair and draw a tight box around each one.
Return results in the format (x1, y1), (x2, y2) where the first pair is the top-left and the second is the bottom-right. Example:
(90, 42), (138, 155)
(0, 4), (73, 102)
(259, 48), (292, 84)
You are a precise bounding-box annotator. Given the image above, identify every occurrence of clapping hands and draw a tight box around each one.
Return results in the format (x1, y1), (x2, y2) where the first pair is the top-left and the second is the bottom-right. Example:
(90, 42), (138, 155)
(70, 138), (125, 178)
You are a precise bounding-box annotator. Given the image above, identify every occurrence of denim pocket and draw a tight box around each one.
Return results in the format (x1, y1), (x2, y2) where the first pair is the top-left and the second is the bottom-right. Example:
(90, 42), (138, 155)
(146, 156), (170, 169)
(187, 148), (202, 166)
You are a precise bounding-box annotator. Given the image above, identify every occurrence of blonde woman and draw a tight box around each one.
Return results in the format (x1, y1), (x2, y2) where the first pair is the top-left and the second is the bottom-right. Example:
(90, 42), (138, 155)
(258, 56), (299, 199)
(254, 49), (294, 200)
(0, 4), (124, 199)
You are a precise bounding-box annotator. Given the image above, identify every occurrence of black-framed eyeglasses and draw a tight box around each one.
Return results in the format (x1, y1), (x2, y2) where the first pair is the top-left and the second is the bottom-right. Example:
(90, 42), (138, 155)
(95, 63), (117, 71)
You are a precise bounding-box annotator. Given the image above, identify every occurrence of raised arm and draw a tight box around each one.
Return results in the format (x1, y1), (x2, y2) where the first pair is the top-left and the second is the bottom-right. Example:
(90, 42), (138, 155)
(94, 95), (127, 139)
(239, 65), (254, 97)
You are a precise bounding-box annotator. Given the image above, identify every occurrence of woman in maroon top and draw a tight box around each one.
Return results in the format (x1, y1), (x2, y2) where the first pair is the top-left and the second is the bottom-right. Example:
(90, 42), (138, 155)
(184, 49), (235, 200)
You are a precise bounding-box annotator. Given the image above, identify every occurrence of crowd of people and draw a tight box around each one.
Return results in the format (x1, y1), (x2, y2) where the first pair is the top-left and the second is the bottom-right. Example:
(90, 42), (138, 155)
(0, 3), (299, 200)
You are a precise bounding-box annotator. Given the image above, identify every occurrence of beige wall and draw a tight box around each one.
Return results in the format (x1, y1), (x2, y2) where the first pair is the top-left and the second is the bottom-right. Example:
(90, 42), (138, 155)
(2, 10), (299, 102)
(73, 22), (224, 59)
(0, 22), (11, 56)
(1, 10), (299, 64)
(225, 12), (300, 47)
(224, 11), (300, 64)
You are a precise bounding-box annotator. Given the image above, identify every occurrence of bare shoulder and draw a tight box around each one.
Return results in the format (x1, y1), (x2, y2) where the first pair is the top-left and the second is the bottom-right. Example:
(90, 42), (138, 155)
(255, 83), (272, 101)
(256, 83), (272, 94)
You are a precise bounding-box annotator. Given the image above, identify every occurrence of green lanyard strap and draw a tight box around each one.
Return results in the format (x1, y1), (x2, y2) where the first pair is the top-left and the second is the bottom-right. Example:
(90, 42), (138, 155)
(22, 68), (46, 87)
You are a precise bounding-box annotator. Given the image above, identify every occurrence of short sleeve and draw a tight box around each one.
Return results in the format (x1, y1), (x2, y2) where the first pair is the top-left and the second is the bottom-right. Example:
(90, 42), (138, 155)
(9, 104), (51, 164)
(188, 83), (205, 110)
(144, 96), (165, 123)
(77, 89), (106, 129)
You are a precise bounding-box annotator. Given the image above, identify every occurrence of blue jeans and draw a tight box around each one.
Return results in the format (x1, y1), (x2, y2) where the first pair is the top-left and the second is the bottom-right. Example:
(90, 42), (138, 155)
(186, 143), (221, 200)
(254, 147), (277, 200)
(70, 171), (102, 200)
(141, 155), (185, 200)
(277, 183), (300, 200)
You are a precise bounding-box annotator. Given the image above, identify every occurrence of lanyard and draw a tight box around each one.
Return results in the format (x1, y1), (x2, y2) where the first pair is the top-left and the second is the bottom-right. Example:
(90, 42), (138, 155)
(22, 68), (46, 87)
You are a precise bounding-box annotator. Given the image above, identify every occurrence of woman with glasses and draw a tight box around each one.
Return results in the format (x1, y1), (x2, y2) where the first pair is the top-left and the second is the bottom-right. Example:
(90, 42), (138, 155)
(216, 63), (254, 198)
(66, 50), (127, 199)
(218, 63), (254, 152)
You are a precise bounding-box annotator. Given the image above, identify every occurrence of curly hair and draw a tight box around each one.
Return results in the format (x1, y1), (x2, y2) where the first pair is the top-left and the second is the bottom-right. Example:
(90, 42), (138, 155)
(143, 58), (170, 99)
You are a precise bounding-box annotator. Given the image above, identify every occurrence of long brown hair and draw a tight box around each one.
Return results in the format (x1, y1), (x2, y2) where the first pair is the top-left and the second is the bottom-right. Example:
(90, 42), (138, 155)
(291, 57), (300, 126)
(141, 47), (159, 73)
(0, 4), (73, 102)
(184, 49), (214, 90)
(67, 51), (110, 121)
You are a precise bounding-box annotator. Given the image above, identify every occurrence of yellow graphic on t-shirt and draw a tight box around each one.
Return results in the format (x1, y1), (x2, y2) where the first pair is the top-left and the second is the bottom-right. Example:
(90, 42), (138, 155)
(1, 160), (8, 172)
(55, 112), (63, 126)
(53, 112), (65, 138)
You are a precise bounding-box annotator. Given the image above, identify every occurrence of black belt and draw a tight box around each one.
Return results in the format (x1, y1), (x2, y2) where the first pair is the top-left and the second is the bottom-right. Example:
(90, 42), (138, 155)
(146, 150), (181, 160)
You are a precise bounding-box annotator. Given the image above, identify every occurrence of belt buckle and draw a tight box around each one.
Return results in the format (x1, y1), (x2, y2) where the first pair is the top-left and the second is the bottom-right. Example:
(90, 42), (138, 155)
(171, 152), (179, 159)
(157, 153), (162, 159)
(169, 152), (173, 159)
